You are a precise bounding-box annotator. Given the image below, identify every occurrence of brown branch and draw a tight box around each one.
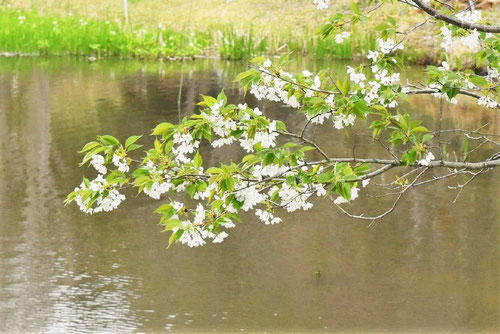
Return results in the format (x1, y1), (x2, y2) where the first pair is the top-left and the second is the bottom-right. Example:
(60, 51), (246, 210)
(436, 128), (500, 138)
(260, 69), (335, 95)
(410, 0), (500, 33)
(449, 168), (486, 203)
(406, 88), (500, 108)
(331, 167), (428, 222)
(320, 157), (500, 169)
(277, 130), (330, 159)
(348, 164), (394, 182)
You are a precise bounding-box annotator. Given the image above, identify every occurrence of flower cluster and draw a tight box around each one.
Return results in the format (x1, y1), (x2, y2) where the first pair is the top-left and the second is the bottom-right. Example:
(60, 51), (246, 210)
(172, 132), (199, 163)
(73, 175), (126, 214)
(333, 187), (359, 205)
(440, 25), (481, 53)
(478, 96), (498, 109)
(313, 0), (330, 10)
(456, 10), (482, 25)
(250, 67), (302, 109)
(91, 154), (107, 174)
(112, 154), (129, 173)
(171, 203), (230, 247)
(334, 31), (350, 44)
(377, 38), (403, 54)
(255, 209), (282, 225)
(418, 152), (435, 166)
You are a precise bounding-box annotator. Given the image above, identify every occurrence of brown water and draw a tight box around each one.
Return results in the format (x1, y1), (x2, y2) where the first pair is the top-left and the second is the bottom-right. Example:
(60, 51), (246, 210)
(0, 57), (498, 333)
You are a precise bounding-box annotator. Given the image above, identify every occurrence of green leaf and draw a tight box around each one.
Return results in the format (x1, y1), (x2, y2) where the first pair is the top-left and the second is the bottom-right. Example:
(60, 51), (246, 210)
(187, 184), (196, 198)
(242, 154), (256, 163)
(250, 56), (267, 63)
(422, 134), (433, 143)
(341, 78), (350, 96)
(152, 122), (174, 135)
(286, 175), (296, 186)
(168, 229), (184, 248)
(317, 171), (335, 183)
(401, 148), (418, 166)
(353, 100), (370, 118)
(469, 75), (488, 87)
(206, 167), (222, 174)
(81, 145), (107, 165)
(197, 95), (217, 107)
(283, 142), (299, 149)
(162, 218), (182, 231)
(220, 178), (236, 193)
(412, 126), (428, 133)
(164, 140), (174, 154)
(234, 69), (254, 82)
(134, 175), (151, 187)
(79, 141), (100, 153)
(299, 146), (316, 153)
(154, 138), (162, 152)
(375, 22), (390, 31)
(99, 135), (120, 147)
(351, 2), (360, 14)
(194, 150), (202, 168)
(263, 152), (275, 166)
(354, 163), (371, 175)
(125, 135), (142, 149)
(155, 204), (174, 214)
(127, 144), (143, 152)
(217, 90), (227, 104)
(275, 120), (287, 132)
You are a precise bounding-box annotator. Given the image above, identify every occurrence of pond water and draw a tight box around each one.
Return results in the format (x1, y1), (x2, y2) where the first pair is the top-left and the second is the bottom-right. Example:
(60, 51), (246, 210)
(0, 57), (498, 332)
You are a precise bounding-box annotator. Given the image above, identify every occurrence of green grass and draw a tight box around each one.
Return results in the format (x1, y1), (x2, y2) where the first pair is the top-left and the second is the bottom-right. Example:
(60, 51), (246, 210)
(4, 0), (499, 64)
(0, 7), (210, 58)
(0, 5), (409, 61)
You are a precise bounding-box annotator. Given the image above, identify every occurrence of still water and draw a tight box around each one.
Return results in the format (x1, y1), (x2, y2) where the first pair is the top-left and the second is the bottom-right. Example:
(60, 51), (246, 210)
(0, 57), (498, 332)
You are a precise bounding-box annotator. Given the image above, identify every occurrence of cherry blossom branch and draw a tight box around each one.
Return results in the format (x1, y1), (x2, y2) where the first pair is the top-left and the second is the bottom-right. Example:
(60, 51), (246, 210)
(436, 128), (500, 138)
(412, 168), (472, 187)
(410, 0), (500, 33)
(277, 130), (330, 159)
(448, 168), (487, 203)
(259, 68), (335, 95)
(406, 87), (499, 108)
(393, 15), (434, 51)
(331, 167), (428, 222)
(319, 157), (500, 169)
(434, 0), (454, 11)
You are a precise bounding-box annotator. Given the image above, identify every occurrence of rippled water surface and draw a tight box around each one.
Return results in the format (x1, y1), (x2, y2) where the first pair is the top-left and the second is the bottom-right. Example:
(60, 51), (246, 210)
(0, 57), (498, 332)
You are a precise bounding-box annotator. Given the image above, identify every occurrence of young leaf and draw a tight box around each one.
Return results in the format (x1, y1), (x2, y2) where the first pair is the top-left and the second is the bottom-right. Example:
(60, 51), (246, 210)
(125, 135), (142, 149)
(194, 150), (203, 168)
(168, 229), (184, 248)
(99, 135), (120, 147)
(152, 122), (174, 136)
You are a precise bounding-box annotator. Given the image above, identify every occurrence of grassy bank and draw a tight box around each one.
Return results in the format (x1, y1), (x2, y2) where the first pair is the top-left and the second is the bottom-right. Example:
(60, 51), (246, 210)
(0, 5), (380, 61)
(1, 1), (497, 62)
(0, 7), (210, 58)
(3, 0), (342, 34)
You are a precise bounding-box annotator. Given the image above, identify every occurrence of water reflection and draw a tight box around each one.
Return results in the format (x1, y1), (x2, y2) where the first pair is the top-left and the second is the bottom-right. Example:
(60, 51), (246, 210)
(0, 57), (498, 332)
